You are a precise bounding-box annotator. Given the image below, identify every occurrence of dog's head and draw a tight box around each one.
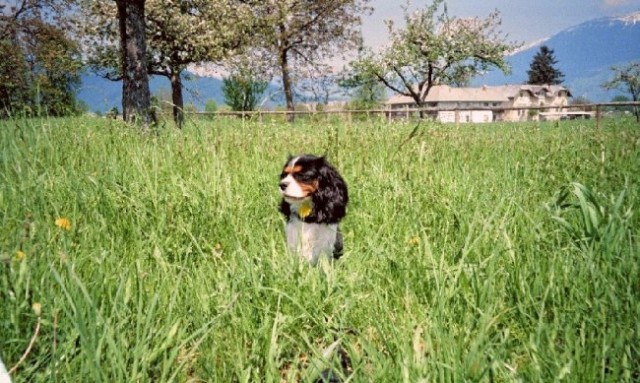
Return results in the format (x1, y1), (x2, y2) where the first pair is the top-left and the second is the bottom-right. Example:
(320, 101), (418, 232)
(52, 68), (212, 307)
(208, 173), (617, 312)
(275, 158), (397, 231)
(279, 154), (323, 203)
(279, 154), (348, 223)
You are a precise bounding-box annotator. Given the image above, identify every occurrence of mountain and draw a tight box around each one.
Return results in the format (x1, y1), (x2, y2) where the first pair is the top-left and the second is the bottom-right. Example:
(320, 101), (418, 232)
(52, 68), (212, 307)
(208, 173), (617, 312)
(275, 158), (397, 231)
(473, 12), (640, 102)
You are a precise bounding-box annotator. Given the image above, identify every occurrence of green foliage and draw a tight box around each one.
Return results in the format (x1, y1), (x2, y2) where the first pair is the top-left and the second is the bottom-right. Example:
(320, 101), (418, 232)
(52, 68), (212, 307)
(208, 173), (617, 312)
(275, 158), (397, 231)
(107, 107), (120, 119)
(204, 99), (218, 113)
(0, 16), (83, 118)
(1, 116), (639, 382)
(339, 63), (387, 110)
(222, 75), (268, 112)
(0, 39), (31, 117)
(527, 45), (565, 85)
(612, 95), (630, 102)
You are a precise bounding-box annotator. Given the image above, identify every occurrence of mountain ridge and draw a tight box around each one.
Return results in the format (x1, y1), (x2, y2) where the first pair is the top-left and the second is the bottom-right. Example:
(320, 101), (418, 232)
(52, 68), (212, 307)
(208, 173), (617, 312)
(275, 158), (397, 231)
(473, 11), (640, 101)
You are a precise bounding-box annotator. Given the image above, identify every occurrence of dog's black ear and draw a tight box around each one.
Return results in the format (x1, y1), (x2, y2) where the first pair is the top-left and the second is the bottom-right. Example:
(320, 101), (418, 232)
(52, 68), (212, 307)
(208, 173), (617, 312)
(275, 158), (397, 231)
(312, 162), (348, 223)
(312, 155), (326, 167)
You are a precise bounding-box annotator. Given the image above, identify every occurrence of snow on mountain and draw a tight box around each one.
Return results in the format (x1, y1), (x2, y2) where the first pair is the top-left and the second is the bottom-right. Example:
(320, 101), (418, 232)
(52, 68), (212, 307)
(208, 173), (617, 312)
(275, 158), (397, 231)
(613, 11), (640, 24)
(508, 38), (549, 56)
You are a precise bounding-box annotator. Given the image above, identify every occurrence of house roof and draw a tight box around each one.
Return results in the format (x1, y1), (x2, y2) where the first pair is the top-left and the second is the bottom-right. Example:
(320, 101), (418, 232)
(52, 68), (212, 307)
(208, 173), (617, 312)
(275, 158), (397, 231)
(385, 84), (571, 105)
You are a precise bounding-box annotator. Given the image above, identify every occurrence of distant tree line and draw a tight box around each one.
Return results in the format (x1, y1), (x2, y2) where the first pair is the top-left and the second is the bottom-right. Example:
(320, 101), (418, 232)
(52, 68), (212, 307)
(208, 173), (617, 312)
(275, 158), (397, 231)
(0, 0), (84, 118)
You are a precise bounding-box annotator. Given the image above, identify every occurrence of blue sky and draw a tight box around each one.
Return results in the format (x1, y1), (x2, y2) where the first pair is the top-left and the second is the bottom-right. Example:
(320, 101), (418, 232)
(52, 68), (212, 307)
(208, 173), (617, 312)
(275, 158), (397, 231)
(363, 0), (640, 47)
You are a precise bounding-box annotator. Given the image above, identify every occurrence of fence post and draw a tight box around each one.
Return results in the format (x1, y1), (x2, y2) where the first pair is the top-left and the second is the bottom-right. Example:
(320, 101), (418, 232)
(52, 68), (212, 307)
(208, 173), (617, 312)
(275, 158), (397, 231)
(596, 104), (601, 130)
(455, 109), (460, 129)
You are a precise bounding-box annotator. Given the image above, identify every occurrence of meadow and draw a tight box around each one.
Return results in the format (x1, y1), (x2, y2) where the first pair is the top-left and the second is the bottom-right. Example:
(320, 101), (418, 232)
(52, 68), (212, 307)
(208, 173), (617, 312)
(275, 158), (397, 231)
(0, 115), (638, 382)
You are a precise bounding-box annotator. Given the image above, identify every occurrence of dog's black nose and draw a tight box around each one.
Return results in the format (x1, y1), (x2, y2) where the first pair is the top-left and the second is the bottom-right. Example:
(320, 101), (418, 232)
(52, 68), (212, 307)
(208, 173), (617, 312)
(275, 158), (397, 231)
(279, 181), (288, 191)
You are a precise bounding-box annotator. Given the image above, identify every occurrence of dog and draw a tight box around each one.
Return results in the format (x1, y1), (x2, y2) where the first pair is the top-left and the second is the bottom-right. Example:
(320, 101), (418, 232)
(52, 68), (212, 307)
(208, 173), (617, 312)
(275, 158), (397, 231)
(278, 154), (348, 265)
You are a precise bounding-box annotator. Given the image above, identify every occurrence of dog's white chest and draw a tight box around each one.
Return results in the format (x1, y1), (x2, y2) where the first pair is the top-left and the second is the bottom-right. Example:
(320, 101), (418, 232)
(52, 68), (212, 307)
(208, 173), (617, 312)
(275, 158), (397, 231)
(286, 218), (338, 265)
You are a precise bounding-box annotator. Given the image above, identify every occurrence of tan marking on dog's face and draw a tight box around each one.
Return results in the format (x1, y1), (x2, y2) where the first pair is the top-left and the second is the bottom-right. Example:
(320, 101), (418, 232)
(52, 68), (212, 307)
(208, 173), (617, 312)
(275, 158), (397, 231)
(280, 155), (321, 201)
(300, 180), (319, 195)
(284, 165), (302, 174)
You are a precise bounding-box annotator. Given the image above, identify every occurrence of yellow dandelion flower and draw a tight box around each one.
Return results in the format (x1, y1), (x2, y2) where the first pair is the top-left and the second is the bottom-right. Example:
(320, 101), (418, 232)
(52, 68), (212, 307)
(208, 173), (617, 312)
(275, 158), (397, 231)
(408, 236), (420, 246)
(16, 250), (25, 261)
(212, 242), (223, 259)
(32, 302), (42, 316)
(55, 217), (72, 230)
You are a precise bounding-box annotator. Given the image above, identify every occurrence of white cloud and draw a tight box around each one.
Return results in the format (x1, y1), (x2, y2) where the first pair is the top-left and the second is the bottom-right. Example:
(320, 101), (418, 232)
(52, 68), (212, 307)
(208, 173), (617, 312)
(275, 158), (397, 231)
(603, 0), (640, 7)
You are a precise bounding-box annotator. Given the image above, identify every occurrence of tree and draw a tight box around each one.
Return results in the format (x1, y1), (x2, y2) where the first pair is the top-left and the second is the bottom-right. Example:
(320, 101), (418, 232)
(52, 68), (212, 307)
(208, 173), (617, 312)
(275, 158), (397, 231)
(296, 69), (337, 107)
(349, 0), (514, 116)
(0, 38), (30, 116)
(25, 20), (83, 116)
(339, 60), (387, 110)
(527, 45), (564, 85)
(83, 0), (254, 127)
(145, 1), (253, 126)
(253, 0), (372, 121)
(602, 61), (640, 122)
(222, 74), (268, 113)
(0, 0), (83, 117)
(115, 0), (154, 126)
(203, 98), (218, 120)
(204, 99), (218, 113)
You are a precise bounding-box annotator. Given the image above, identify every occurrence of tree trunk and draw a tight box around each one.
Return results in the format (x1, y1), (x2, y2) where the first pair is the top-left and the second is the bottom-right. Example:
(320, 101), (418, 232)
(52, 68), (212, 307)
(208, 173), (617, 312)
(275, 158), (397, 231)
(411, 96), (425, 119)
(278, 25), (295, 123)
(170, 70), (184, 128)
(117, 0), (154, 126)
(280, 52), (295, 122)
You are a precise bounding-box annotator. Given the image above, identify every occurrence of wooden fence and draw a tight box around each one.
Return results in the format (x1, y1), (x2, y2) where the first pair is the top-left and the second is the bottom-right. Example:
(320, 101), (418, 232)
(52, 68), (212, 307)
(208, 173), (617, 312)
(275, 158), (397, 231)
(179, 101), (640, 127)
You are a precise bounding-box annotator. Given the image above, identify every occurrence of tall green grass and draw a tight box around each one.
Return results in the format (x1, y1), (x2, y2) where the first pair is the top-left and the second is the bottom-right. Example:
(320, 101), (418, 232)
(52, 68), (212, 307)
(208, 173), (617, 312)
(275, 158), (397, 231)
(1, 116), (638, 382)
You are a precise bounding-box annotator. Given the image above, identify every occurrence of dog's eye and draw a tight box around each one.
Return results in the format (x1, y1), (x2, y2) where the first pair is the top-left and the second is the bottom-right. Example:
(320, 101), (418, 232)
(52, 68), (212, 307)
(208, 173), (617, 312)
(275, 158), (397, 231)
(295, 171), (316, 182)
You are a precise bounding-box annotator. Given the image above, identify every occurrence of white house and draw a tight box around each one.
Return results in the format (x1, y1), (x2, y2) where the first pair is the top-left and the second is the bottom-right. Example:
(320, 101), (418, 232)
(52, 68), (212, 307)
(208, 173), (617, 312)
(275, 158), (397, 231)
(385, 84), (572, 122)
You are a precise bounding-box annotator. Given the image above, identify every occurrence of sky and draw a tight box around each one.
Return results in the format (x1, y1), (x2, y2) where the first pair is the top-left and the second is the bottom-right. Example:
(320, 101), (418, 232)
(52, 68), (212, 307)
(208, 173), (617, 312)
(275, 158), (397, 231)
(362, 0), (640, 48)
